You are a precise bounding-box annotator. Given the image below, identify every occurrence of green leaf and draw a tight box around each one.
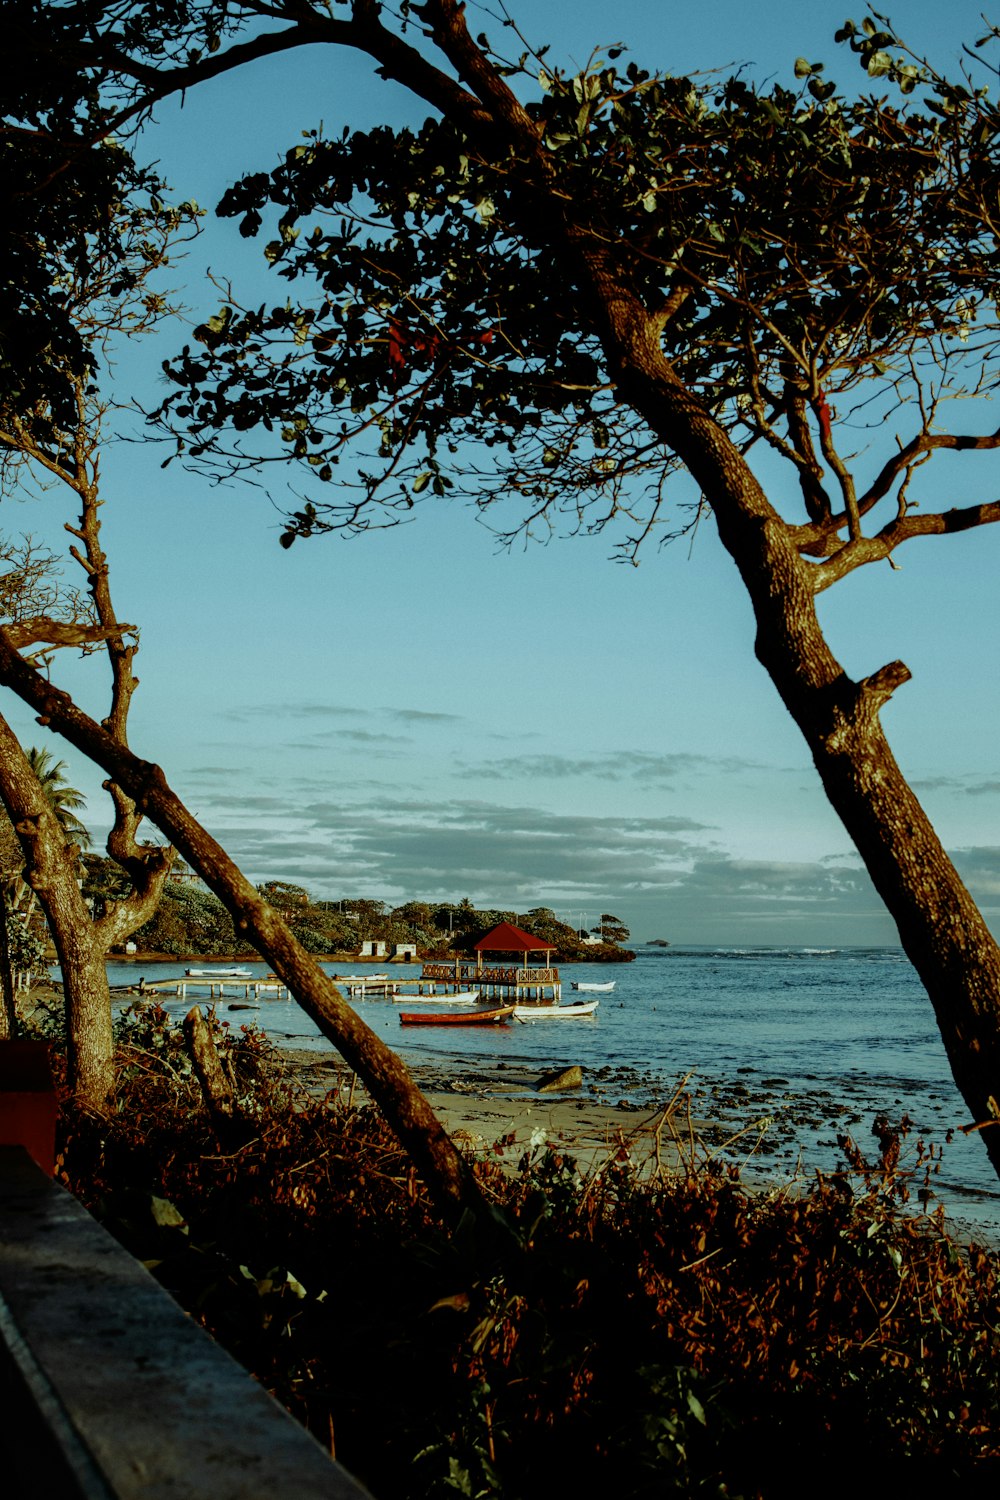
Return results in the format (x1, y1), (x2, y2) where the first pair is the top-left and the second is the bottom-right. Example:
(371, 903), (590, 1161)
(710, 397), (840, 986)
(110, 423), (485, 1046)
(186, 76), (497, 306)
(808, 78), (837, 102)
(687, 1389), (707, 1426)
(150, 1196), (187, 1230)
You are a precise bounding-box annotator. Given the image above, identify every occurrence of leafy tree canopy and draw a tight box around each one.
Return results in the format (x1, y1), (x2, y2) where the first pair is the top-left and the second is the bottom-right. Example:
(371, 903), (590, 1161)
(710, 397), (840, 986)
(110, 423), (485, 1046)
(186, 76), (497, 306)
(5, 906), (46, 972)
(594, 913), (630, 943)
(134, 881), (248, 956)
(132, 10), (1000, 567)
(0, 2), (200, 438)
(256, 879), (310, 910)
(10, 5), (999, 559)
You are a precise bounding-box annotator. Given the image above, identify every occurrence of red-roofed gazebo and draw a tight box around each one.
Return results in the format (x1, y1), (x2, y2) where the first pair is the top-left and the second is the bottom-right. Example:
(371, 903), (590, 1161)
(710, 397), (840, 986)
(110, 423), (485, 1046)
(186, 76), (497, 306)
(419, 920), (561, 1003)
(472, 922), (555, 971)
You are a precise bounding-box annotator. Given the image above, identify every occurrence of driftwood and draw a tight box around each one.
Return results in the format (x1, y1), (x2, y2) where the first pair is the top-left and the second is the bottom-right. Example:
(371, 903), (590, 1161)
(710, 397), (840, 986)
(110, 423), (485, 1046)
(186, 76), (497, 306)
(183, 1005), (243, 1143)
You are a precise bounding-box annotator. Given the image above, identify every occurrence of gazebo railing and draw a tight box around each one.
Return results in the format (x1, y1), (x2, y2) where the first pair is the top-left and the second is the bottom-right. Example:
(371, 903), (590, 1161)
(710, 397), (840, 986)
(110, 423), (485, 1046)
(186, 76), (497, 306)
(421, 963), (559, 985)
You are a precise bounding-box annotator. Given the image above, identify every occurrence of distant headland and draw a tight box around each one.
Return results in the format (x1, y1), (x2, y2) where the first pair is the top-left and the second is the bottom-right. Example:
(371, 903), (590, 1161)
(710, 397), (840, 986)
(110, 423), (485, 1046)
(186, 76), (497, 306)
(81, 859), (638, 964)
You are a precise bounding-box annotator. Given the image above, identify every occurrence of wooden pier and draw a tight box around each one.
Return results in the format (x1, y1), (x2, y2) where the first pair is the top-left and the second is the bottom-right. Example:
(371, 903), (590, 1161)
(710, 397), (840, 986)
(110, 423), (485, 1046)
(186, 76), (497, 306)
(343, 978), (402, 998)
(139, 976), (291, 1001)
(341, 966), (562, 1004)
(133, 946), (561, 1008)
(419, 962), (561, 1003)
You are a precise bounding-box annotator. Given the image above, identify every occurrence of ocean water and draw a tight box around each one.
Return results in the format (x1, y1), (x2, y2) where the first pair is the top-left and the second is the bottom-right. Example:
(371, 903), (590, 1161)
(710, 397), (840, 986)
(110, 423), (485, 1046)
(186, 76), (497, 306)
(104, 946), (1000, 1237)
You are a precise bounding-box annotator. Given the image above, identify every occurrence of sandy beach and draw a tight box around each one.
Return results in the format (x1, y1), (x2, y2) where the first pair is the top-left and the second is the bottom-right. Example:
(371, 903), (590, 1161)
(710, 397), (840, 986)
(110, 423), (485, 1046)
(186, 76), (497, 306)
(275, 1044), (875, 1194)
(274, 1043), (1000, 1248)
(278, 1045), (817, 1185)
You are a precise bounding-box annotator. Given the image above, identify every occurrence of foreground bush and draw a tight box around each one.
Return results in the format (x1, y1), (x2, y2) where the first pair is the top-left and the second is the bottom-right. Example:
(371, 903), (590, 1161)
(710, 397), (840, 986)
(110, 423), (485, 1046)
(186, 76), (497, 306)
(56, 1016), (1000, 1496)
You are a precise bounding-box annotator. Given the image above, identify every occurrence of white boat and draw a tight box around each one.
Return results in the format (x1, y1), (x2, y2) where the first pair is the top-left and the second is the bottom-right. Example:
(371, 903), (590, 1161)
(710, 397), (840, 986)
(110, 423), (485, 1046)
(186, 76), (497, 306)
(392, 990), (481, 1005)
(571, 980), (615, 993)
(185, 967), (254, 979)
(332, 973), (389, 983)
(513, 999), (600, 1020)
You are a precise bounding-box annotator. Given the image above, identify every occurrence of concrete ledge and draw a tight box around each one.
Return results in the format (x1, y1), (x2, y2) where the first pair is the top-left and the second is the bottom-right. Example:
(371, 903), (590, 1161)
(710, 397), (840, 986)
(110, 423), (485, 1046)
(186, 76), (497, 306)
(0, 1147), (371, 1499)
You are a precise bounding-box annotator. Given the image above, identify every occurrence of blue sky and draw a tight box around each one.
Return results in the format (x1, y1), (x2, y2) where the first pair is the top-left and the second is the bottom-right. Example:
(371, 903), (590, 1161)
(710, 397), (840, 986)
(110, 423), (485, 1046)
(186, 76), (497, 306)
(6, 1), (1000, 944)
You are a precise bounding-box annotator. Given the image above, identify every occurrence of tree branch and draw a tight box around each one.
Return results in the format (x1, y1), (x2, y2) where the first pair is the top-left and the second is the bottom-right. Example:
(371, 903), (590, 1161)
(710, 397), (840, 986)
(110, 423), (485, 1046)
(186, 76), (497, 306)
(3, 618), (131, 653)
(0, 625), (485, 1223)
(810, 498), (1000, 592)
(782, 379), (831, 525)
(48, 3), (491, 159)
(859, 426), (1000, 516)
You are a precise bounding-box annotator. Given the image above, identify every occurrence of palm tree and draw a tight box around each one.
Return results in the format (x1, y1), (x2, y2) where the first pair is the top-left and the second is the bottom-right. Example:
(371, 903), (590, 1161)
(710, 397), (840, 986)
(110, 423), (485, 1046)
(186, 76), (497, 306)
(26, 746), (89, 849)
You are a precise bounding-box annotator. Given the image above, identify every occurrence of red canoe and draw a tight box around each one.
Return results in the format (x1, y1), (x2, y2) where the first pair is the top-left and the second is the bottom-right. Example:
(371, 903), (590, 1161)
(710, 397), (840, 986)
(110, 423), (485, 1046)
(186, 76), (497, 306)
(398, 1005), (515, 1026)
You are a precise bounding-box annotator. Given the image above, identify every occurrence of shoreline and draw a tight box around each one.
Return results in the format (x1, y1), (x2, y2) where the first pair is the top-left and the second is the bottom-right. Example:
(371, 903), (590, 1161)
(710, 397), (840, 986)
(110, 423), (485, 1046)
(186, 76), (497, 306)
(103, 951), (635, 968)
(39, 968), (1000, 1247)
(275, 1045), (1000, 1247)
(278, 1045), (696, 1177)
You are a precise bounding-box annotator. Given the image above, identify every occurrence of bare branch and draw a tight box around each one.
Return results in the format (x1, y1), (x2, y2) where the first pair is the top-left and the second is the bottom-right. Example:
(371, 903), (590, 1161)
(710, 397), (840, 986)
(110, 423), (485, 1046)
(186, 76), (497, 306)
(810, 498), (1000, 592)
(860, 425), (1000, 515)
(3, 617), (130, 654)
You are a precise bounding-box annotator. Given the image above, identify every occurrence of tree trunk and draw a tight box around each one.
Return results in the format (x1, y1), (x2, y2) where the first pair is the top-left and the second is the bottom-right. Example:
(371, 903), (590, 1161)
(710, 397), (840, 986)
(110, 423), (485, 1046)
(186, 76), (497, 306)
(706, 448), (1000, 1173)
(805, 695), (1000, 1146)
(0, 888), (16, 1039)
(40, 867), (116, 1106)
(0, 714), (115, 1105)
(599, 309), (1000, 1174)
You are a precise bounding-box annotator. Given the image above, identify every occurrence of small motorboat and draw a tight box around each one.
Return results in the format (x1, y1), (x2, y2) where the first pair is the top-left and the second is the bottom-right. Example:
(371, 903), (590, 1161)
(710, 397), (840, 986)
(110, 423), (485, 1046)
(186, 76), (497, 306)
(571, 980), (615, 993)
(185, 967), (254, 979)
(392, 990), (480, 1005)
(513, 999), (600, 1020)
(398, 1004), (514, 1026)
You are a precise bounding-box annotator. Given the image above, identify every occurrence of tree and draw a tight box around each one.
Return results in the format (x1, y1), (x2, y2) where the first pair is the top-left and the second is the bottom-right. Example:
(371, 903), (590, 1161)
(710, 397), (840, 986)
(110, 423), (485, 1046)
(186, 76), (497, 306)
(392, 902), (436, 929)
(0, 785), (48, 1036)
(7, 4), (1000, 1185)
(0, 5), (491, 1216)
(593, 914), (630, 946)
(256, 880), (310, 915)
(4, 905), (44, 974)
(26, 747), (89, 850)
(0, 125), (194, 1094)
(341, 897), (387, 940)
(517, 908), (587, 959)
(0, 645), (488, 1218)
(0, 1), (182, 438)
(0, 743), (88, 1035)
(134, 881), (245, 956)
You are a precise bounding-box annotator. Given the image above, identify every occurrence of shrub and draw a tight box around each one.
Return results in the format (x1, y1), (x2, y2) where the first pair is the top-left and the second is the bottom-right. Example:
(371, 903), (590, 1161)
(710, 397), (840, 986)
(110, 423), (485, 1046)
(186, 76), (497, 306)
(56, 1053), (1000, 1496)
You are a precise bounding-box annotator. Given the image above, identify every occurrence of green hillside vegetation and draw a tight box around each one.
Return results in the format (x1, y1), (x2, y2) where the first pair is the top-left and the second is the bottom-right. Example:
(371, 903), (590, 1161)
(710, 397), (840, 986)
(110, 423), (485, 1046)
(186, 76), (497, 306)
(81, 859), (634, 961)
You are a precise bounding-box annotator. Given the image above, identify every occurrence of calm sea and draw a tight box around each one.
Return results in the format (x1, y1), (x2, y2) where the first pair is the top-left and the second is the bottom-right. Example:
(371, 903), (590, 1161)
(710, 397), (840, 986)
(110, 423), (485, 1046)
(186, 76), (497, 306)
(103, 946), (1000, 1238)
